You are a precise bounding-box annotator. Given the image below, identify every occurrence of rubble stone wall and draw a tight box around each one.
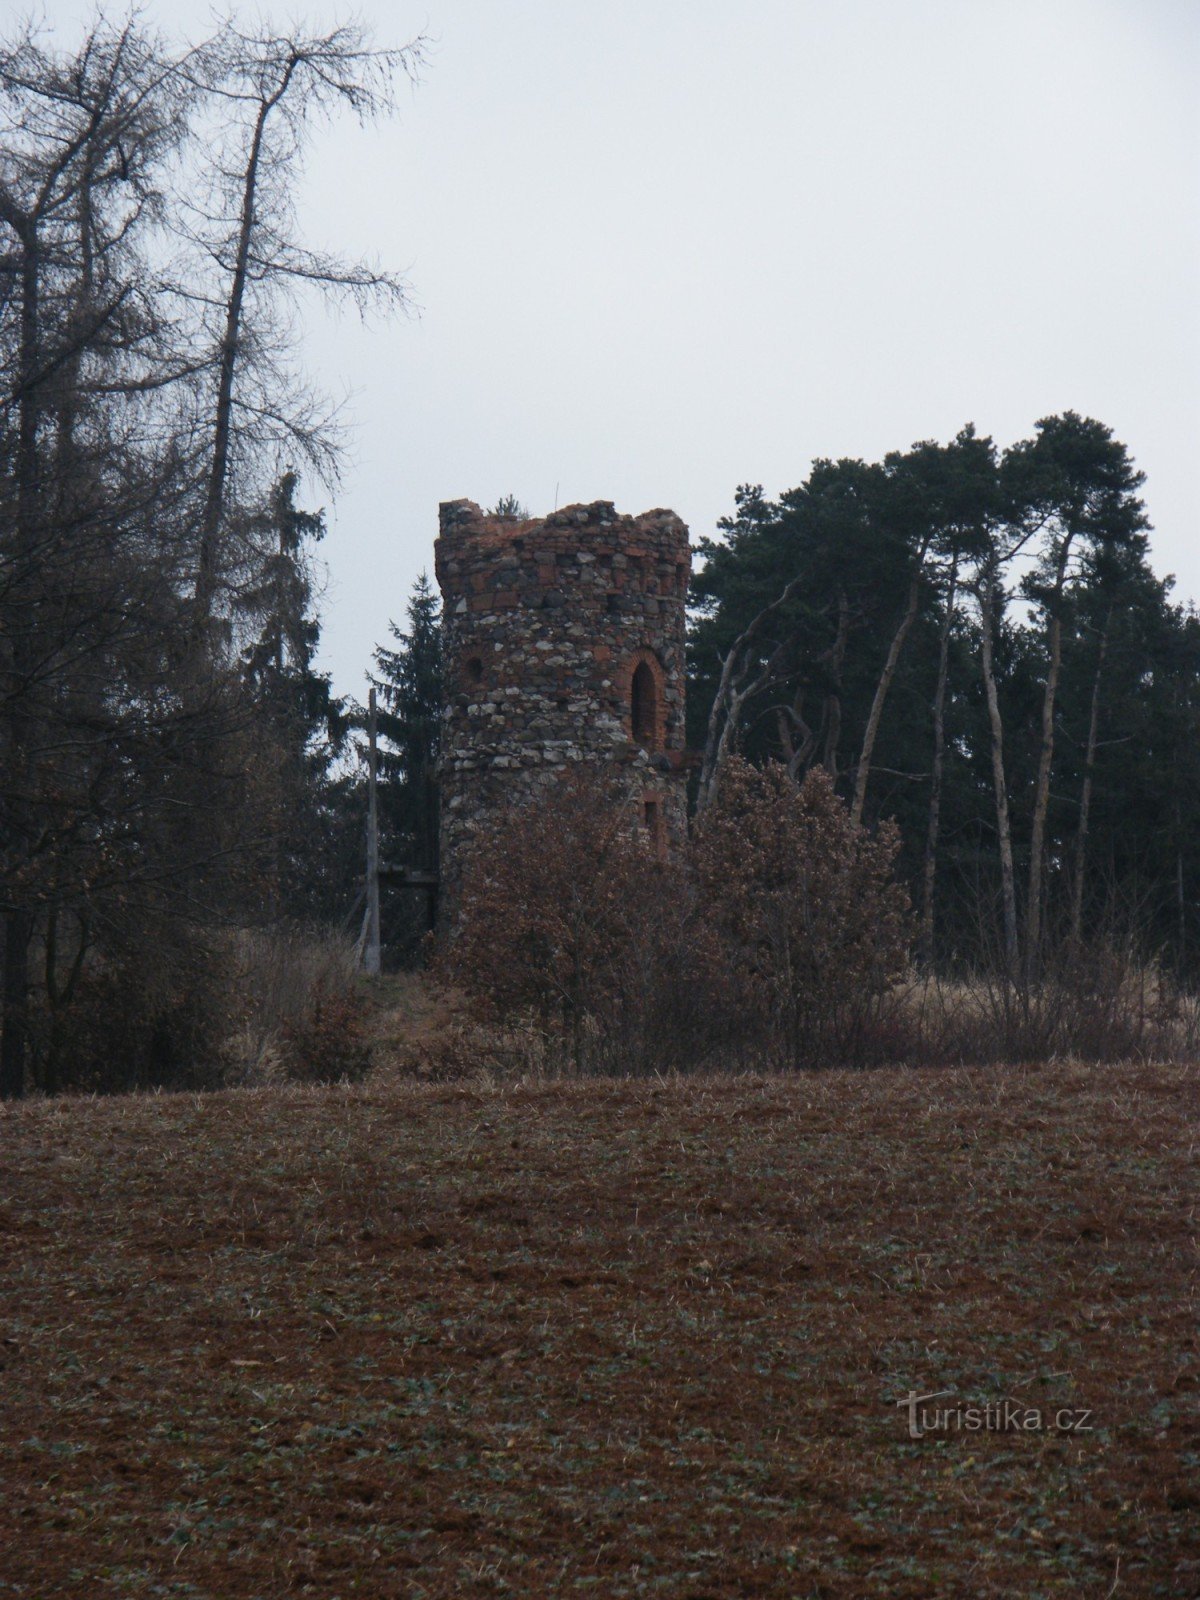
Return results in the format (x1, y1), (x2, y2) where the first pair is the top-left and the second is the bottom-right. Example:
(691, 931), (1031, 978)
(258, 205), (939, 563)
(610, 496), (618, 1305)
(434, 498), (691, 916)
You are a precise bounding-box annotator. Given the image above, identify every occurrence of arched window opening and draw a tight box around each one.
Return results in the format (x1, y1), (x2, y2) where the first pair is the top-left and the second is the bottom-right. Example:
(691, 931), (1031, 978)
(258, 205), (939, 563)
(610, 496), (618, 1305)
(631, 661), (658, 749)
(464, 655), (483, 685)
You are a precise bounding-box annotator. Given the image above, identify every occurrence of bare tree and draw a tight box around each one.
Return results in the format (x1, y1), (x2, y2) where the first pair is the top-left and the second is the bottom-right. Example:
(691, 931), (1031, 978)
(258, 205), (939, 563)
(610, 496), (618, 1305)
(696, 574), (805, 813)
(0, 14), (424, 1096)
(178, 19), (424, 632)
(0, 18), (198, 1097)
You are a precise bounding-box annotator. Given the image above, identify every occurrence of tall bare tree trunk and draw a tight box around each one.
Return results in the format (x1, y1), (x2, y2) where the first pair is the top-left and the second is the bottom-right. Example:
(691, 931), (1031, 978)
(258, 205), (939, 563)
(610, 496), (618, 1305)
(1, 214), (40, 1099)
(977, 562), (1019, 979)
(851, 539), (930, 828)
(1069, 608), (1111, 949)
(919, 554), (958, 964)
(363, 688), (382, 975)
(195, 67), (296, 627)
(1178, 848), (1186, 971)
(1175, 797), (1186, 972)
(1026, 539), (1075, 980)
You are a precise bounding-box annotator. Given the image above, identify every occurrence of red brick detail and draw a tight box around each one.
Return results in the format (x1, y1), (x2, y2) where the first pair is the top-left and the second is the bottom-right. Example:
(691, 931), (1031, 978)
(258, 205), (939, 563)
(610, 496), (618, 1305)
(616, 647), (667, 753)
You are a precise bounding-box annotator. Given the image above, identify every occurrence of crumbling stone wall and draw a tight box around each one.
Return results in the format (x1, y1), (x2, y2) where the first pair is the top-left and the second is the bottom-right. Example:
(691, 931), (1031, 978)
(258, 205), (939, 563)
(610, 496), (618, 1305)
(434, 499), (691, 915)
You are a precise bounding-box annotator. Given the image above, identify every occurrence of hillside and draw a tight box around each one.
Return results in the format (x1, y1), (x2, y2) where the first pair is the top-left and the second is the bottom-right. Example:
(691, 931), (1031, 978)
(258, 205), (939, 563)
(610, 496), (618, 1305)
(1, 1062), (1195, 1597)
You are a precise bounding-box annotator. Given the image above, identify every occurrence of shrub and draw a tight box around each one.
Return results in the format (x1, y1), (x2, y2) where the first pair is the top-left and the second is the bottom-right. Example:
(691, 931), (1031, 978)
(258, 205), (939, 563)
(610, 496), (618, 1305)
(278, 977), (372, 1084)
(691, 759), (912, 1067)
(436, 771), (722, 1074)
(29, 926), (232, 1094)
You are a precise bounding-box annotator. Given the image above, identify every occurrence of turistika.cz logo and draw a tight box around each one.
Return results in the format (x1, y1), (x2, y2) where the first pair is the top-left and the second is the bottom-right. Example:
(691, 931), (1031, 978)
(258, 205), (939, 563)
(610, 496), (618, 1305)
(896, 1390), (1094, 1440)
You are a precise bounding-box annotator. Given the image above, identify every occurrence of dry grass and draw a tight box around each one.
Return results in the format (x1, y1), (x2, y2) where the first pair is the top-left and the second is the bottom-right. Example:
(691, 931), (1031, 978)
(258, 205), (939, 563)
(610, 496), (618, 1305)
(896, 964), (1200, 1067)
(0, 1061), (1196, 1597)
(222, 930), (363, 1085)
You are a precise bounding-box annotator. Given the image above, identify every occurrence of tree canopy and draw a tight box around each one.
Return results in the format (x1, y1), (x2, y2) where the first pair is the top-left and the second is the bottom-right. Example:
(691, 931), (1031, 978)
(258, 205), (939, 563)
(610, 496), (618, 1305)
(689, 415), (1189, 974)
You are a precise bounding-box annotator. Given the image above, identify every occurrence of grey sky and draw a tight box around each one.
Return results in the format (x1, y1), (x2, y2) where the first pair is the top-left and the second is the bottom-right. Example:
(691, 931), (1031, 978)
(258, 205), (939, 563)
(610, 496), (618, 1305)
(40, 0), (1200, 696)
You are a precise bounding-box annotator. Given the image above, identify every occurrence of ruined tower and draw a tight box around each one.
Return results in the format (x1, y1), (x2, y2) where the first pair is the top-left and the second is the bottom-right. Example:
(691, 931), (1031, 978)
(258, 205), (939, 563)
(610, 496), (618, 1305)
(434, 499), (691, 908)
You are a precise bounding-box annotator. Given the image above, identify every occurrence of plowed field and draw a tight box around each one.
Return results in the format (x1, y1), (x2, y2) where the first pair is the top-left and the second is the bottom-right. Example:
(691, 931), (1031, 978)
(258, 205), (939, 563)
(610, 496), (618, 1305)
(1, 1062), (1196, 1597)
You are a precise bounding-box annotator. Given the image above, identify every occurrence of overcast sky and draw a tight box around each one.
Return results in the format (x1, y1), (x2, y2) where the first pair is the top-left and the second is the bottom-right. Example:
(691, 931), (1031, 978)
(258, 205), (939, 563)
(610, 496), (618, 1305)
(43, 0), (1200, 696)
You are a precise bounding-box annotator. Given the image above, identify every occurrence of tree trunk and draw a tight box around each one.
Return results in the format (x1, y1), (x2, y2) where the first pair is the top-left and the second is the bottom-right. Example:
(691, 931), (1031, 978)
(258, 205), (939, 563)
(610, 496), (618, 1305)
(195, 66), (297, 626)
(977, 562), (1019, 979)
(1178, 849), (1186, 973)
(776, 692), (817, 782)
(1069, 608), (1111, 949)
(822, 589), (850, 780)
(696, 569), (806, 813)
(363, 688), (382, 975)
(1175, 795), (1186, 973)
(1026, 538), (1075, 980)
(851, 539), (930, 828)
(1, 214), (41, 1099)
(919, 554), (958, 964)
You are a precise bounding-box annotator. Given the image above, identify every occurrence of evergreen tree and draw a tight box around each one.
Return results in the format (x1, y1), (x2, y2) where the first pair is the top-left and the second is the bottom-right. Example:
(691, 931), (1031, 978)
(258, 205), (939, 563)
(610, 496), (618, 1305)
(236, 471), (352, 921)
(490, 494), (530, 518)
(689, 417), (1195, 973)
(371, 573), (443, 871)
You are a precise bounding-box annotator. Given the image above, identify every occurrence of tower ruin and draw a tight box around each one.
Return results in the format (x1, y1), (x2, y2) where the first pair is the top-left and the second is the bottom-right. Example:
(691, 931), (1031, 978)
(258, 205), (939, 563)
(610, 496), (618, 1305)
(434, 498), (691, 911)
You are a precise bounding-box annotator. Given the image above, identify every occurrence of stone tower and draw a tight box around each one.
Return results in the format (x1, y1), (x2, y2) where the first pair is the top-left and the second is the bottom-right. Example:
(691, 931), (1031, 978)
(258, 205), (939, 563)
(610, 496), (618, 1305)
(434, 498), (691, 910)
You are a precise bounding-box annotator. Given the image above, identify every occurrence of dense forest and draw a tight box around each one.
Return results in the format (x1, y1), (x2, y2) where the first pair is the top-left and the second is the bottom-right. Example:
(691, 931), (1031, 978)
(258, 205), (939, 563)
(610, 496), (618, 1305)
(688, 419), (1199, 979)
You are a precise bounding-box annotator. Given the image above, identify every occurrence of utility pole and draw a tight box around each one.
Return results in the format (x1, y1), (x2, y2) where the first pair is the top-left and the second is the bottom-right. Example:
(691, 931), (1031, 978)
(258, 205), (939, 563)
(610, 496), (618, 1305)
(363, 686), (381, 975)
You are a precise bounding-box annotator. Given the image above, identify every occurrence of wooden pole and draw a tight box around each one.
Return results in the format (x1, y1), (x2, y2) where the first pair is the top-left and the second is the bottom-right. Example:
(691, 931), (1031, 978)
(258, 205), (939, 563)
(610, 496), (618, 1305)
(363, 686), (381, 975)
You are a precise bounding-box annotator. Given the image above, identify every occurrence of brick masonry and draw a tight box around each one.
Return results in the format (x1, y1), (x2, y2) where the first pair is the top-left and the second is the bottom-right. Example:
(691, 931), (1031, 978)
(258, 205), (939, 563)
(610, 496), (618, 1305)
(434, 498), (691, 916)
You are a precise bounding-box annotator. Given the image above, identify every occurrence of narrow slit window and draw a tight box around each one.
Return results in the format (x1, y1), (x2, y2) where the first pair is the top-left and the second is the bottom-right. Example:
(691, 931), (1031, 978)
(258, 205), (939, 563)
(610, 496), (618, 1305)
(631, 661), (657, 748)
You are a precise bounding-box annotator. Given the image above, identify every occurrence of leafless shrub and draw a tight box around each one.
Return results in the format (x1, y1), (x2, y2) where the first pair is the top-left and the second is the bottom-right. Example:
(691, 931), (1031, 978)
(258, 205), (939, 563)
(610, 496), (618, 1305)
(278, 981), (372, 1085)
(435, 771), (723, 1076)
(438, 762), (913, 1075)
(691, 759), (913, 1068)
(430, 759), (1198, 1078)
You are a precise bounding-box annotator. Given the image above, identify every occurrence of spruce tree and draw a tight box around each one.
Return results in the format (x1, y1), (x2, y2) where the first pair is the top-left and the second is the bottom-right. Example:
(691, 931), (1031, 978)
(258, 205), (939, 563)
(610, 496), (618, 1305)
(371, 573), (443, 872)
(236, 471), (351, 920)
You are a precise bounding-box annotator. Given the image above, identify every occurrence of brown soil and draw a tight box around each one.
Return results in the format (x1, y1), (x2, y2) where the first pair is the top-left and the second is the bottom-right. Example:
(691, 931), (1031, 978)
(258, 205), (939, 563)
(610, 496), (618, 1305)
(1, 1061), (1196, 1597)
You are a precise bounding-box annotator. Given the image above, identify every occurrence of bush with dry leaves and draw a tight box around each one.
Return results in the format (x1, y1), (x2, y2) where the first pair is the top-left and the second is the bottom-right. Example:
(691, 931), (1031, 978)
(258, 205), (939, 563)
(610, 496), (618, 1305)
(692, 759), (913, 1066)
(440, 761), (912, 1073)
(436, 772), (726, 1075)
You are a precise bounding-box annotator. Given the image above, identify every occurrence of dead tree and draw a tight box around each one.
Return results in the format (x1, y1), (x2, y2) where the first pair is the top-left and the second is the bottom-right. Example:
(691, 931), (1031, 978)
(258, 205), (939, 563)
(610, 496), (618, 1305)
(180, 19), (424, 634)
